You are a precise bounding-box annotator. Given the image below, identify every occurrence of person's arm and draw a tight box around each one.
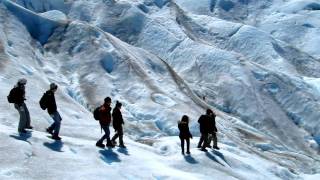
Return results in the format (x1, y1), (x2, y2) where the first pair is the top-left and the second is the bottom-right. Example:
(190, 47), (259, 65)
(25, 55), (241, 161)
(198, 115), (203, 123)
(187, 126), (193, 138)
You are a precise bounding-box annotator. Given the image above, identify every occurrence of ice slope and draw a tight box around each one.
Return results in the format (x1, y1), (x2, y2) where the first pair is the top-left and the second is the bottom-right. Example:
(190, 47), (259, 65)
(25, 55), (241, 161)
(0, 0), (320, 179)
(69, 0), (320, 155)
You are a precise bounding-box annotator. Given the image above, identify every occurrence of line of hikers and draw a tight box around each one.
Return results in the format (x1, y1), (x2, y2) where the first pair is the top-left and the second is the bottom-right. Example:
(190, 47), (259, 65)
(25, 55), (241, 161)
(178, 109), (219, 155)
(8, 79), (219, 152)
(7, 79), (126, 148)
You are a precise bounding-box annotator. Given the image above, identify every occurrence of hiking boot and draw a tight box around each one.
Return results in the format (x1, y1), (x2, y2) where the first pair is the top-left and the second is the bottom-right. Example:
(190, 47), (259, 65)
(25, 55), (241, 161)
(111, 140), (117, 146)
(197, 145), (202, 148)
(119, 144), (126, 148)
(96, 142), (105, 148)
(200, 148), (208, 152)
(106, 140), (115, 148)
(26, 126), (33, 129)
(186, 151), (191, 155)
(46, 128), (53, 135)
(52, 135), (62, 141)
(207, 145), (212, 148)
(213, 146), (220, 150)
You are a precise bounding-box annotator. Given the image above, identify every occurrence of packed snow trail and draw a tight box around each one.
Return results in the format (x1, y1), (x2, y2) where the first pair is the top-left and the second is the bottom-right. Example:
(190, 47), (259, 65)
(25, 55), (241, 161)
(0, 0), (320, 179)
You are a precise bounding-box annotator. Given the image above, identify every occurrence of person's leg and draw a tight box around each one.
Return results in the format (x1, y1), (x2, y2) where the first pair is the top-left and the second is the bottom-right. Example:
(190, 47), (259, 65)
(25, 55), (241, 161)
(197, 134), (204, 148)
(118, 127), (125, 146)
(201, 133), (208, 151)
(213, 132), (219, 149)
(207, 133), (212, 148)
(15, 104), (27, 132)
(52, 112), (61, 136)
(180, 137), (185, 154)
(96, 126), (108, 147)
(47, 122), (55, 134)
(186, 138), (190, 154)
(23, 103), (32, 128)
(105, 125), (114, 147)
(98, 126), (108, 143)
(111, 131), (119, 142)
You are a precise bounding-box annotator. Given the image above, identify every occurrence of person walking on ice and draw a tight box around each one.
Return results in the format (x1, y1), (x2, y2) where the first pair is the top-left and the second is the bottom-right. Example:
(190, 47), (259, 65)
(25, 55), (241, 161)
(40, 83), (63, 140)
(96, 97), (114, 148)
(111, 101), (126, 148)
(207, 110), (219, 150)
(178, 115), (193, 155)
(8, 78), (33, 133)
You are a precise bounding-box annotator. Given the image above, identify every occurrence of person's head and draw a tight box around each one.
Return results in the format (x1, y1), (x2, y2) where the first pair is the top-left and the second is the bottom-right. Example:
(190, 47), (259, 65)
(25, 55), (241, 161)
(115, 101), (122, 109)
(181, 115), (189, 123)
(17, 78), (27, 87)
(104, 97), (112, 106)
(206, 109), (213, 116)
(50, 83), (58, 92)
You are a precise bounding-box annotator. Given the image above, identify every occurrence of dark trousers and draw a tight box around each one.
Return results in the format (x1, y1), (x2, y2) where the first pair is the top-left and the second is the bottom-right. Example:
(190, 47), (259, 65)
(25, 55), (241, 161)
(180, 137), (190, 153)
(198, 133), (209, 149)
(98, 125), (111, 143)
(111, 126), (124, 145)
(48, 111), (62, 136)
(208, 132), (218, 147)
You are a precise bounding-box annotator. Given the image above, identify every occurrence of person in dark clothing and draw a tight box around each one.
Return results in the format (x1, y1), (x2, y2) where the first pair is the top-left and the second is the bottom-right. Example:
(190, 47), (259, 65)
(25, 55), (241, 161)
(197, 109), (214, 152)
(45, 83), (62, 140)
(207, 112), (219, 150)
(96, 97), (114, 148)
(178, 115), (193, 155)
(11, 79), (32, 133)
(111, 101), (126, 148)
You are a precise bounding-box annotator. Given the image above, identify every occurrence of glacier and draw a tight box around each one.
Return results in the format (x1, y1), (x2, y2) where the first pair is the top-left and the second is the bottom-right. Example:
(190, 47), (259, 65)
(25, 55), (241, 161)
(0, 0), (319, 179)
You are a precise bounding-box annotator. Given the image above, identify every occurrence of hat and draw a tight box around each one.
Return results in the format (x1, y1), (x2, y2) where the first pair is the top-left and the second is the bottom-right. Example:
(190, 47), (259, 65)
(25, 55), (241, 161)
(50, 83), (58, 90)
(104, 97), (111, 103)
(206, 109), (213, 115)
(116, 101), (122, 107)
(17, 78), (27, 85)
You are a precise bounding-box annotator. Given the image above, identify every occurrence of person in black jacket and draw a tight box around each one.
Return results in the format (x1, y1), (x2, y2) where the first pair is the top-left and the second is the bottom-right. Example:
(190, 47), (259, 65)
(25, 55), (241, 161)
(197, 109), (214, 152)
(207, 112), (219, 150)
(11, 79), (32, 133)
(45, 83), (62, 140)
(178, 115), (192, 155)
(111, 101), (126, 148)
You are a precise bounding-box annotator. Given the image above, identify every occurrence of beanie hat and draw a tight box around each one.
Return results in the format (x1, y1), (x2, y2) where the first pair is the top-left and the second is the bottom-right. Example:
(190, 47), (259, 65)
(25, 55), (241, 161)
(206, 109), (213, 115)
(17, 78), (27, 85)
(50, 83), (58, 90)
(104, 97), (111, 103)
(116, 101), (122, 108)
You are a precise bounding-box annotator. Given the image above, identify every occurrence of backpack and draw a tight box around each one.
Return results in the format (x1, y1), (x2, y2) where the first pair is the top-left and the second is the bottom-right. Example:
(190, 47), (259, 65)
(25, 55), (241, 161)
(39, 93), (48, 110)
(93, 106), (101, 120)
(7, 88), (17, 103)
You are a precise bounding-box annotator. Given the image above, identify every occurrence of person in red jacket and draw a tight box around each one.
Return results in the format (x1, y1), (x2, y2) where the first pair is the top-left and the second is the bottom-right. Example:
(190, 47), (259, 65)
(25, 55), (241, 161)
(96, 97), (115, 148)
(178, 115), (193, 155)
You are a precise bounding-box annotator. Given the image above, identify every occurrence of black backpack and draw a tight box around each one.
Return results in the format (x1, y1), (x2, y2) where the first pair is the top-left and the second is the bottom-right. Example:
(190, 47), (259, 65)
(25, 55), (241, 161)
(39, 93), (48, 110)
(7, 88), (17, 103)
(93, 106), (101, 120)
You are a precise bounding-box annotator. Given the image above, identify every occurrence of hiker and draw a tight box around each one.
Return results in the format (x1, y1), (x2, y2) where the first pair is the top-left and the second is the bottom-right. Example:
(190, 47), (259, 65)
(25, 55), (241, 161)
(96, 97), (114, 148)
(42, 83), (62, 140)
(178, 115), (192, 155)
(111, 101), (126, 148)
(197, 109), (213, 152)
(207, 111), (219, 150)
(8, 78), (33, 133)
